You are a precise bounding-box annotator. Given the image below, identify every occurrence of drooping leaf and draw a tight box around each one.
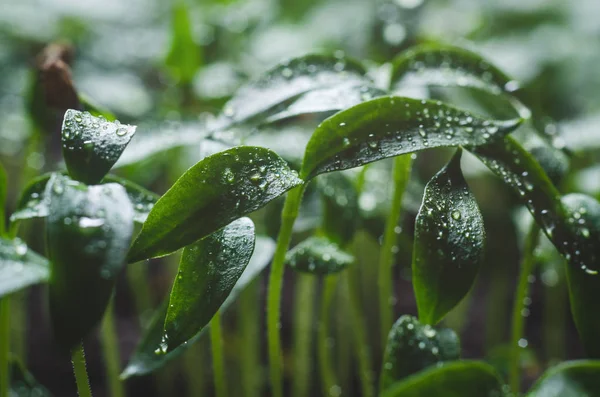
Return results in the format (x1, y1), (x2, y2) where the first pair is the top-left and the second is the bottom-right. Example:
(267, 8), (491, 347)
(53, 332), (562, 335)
(122, 236), (275, 378)
(61, 109), (137, 185)
(165, 1), (202, 85)
(412, 149), (485, 325)
(0, 238), (49, 298)
(46, 174), (134, 350)
(300, 96), (523, 180)
(380, 315), (460, 390)
(317, 172), (360, 245)
(286, 236), (354, 275)
(9, 356), (52, 396)
(381, 361), (504, 397)
(162, 218), (255, 352)
(527, 360), (600, 396)
(127, 146), (303, 262)
(10, 173), (159, 224)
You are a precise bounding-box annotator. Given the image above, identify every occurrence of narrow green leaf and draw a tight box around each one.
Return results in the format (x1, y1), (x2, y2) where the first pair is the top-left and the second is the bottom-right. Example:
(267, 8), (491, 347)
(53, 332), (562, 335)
(300, 96), (523, 180)
(381, 361), (504, 397)
(9, 356), (52, 396)
(127, 146), (303, 262)
(317, 172), (360, 245)
(286, 236), (354, 275)
(0, 238), (49, 298)
(162, 218), (255, 352)
(380, 315), (460, 390)
(413, 149), (485, 325)
(62, 109), (137, 185)
(10, 173), (159, 224)
(46, 174), (134, 350)
(121, 236), (275, 378)
(527, 360), (600, 396)
(165, 1), (202, 84)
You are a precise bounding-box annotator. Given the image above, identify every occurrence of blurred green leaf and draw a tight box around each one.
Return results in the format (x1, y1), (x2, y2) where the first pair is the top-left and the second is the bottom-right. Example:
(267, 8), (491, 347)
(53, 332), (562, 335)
(286, 235), (354, 274)
(127, 146), (303, 262)
(0, 162), (6, 236)
(0, 238), (49, 298)
(165, 1), (202, 85)
(46, 174), (134, 350)
(413, 149), (485, 325)
(527, 360), (600, 396)
(317, 172), (360, 245)
(9, 356), (52, 396)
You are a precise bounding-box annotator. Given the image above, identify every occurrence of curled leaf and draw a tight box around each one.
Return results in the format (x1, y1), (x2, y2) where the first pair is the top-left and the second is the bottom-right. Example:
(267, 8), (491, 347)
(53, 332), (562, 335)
(286, 236), (354, 275)
(0, 238), (49, 298)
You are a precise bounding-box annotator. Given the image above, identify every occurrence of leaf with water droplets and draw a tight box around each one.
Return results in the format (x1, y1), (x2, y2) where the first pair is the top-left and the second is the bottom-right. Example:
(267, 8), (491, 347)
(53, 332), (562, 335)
(127, 146), (303, 262)
(46, 174), (134, 350)
(0, 238), (49, 298)
(286, 236), (354, 275)
(61, 109), (137, 185)
(10, 173), (159, 224)
(300, 96), (523, 180)
(162, 218), (255, 352)
(317, 172), (360, 245)
(380, 315), (460, 390)
(380, 361), (503, 397)
(527, 360), (600, 396)
(121, 235), (275, 378)
(413, 149), (485, 325)
(9, 356), (52, 396)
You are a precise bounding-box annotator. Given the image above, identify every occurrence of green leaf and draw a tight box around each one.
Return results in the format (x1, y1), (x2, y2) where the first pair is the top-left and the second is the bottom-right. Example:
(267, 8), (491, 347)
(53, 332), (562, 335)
(412, 149), (485, 325)
(46, 174), (134, 350)
(0, 162), (6, 236)
(162, 218), (255, 352)
(127, 146), (303, 262)
(165, 1), (202, 85)
(381, 361), (504, 397)
(286, 236), (354, 274)
(10, 173), (159, 224)
(0, 238), (49, 298)
(9, 356), (52, 396)
(61, 109), (137, 185)
(300, 96), (523, 180)
(121, 235), (275, 378)
(527, 360), (600, 396)
(317, 172), (360, 245)
(380, 315), (460, 390)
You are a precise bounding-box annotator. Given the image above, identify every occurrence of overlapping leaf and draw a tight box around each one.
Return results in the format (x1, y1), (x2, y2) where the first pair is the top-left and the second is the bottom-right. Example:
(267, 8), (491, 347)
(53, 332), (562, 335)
(0, 238), (49, 298)
(285, 236), (354, 274)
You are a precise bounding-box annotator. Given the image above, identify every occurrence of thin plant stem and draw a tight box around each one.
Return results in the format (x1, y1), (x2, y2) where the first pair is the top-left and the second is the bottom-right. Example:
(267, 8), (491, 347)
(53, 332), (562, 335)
(378, 155), (412, 344)
(335, 280), (351, 393)
(267, 185), (306, 397)
(183, 340), (207, 397)
(71, 343), (93, 397)
(0, 298), (10, 397)
(100, 300), (125, 397)
(292, 275), (316, 397)
(509, 224), (540, 394)
(210, 311), (227, 397)
(239, 281), (260, 397)
(543, 264), (566, 364)
(317, 275), (338, 397)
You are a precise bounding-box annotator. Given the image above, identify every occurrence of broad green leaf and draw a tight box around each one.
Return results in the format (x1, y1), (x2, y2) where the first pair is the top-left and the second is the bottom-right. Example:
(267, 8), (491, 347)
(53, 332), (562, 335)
(381, 361), (504, 397)
(317, 172), (360, 245)
(285, 236), (354, 274)
(412, 149), (485, 325)
(62, 109), (137, 185)
(380, 315), (460, 390)
(300, 96), (523, 180)
(0, 238), (49, 298)
(165, 1), (202, 85)
(127, 146), (303, 262)
(162, 218), (255, 352)
(46, 174), (134, 350)
(10, 173), (159, 224)
(122, 236), (275, 378)
(9, 356), (52, 396)
(527, 360), (600, 396)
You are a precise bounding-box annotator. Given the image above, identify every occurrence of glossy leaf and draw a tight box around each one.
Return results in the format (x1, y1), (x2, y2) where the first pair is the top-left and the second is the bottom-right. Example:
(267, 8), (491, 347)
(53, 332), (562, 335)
(61, 109), (137, 185)
(127, 146), (303, 262)
(317, 172), (360, 245)
(380, 315), (460, 390)
(381, 361), (504, 397)
(46, 174), (134, 350)
(286, 236), (354, 275)
(9, 356), (52, 396)
(527, 360), (600, 396)
(165, 1), (202, 84)
(10, 173), (158, 224)
(0, 238), (49, 298)
(300, 96), (523, 180)
(162, 218), (255, 352)
(122, 236), (276, 378)
(412, 149), (485, 325)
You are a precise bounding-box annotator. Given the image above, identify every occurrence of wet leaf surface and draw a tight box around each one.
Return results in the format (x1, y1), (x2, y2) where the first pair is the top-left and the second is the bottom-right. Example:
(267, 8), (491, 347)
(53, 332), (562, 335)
(527, 360), (600, 396)
(0, 238), (49, 298)
(286, 235), (354, 274)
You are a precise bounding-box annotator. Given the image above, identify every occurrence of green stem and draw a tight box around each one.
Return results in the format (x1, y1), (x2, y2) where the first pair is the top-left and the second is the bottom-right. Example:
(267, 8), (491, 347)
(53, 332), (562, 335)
(317, 276), (338, 397)
(126, 263), (153, 327)
(509, 224), (540, 394)
(210, 311), (227, 397)
(292, 275), (316, 397)
(100, 301), (124, 397)
(267, 185), (306, 397)
(71, 343), (93, 397)
(543, 264), (566, 364)
(378, 155), (412, 344)
(239, 281), (260, 397)
(344, 271), (375, 397)
(0, 298), (10, 397)
(183, 340), (207, 397)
